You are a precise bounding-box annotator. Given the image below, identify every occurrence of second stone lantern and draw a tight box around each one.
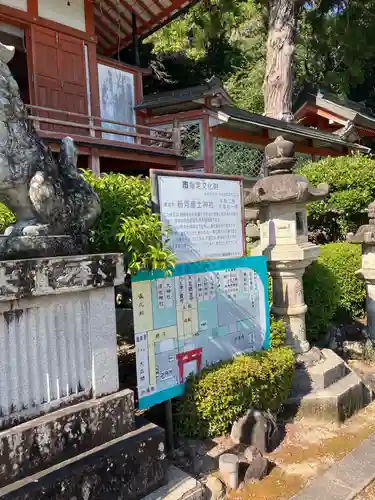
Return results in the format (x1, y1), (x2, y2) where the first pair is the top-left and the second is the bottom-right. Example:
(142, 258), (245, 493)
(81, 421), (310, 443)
(348, 201), (375, 343)
(245, 136), (329, 354)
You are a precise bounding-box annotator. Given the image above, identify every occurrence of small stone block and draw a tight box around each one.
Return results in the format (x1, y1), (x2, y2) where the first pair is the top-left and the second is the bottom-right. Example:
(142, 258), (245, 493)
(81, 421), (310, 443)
(219, 454), (239, 490)
(143, 466), (205, 500)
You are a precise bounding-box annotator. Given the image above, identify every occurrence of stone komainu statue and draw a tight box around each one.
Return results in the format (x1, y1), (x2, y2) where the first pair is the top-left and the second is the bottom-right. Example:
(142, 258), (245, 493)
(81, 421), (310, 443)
(0, 43), (100, 259)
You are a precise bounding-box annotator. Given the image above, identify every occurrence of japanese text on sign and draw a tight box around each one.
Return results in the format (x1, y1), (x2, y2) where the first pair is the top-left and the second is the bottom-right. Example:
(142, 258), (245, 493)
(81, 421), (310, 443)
(132, 256), (270, 410)
(155, 175), (244, 262)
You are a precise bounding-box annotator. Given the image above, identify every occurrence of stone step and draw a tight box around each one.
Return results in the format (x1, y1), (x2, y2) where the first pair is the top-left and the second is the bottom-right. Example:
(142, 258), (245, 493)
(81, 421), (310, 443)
(292, 349), (348, 395)
(287, 370), (372, 422)
(0, 389), (135, 488)
(0, 418), (166, 500)
(142, 465), (205, 500)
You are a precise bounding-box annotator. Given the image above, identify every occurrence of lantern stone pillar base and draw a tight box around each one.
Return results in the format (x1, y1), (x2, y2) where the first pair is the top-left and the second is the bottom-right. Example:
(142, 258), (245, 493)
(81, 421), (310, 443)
(252, 240), (319, 354)
(348, 205), (375, 344)
(268, 261), (311, 354)
(357, 269), (375, 342)
(366, 281), (375, 342)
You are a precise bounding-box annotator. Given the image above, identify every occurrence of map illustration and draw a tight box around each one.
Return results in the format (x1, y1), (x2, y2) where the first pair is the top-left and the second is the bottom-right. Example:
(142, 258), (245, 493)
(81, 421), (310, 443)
(132, 256), (269, 409)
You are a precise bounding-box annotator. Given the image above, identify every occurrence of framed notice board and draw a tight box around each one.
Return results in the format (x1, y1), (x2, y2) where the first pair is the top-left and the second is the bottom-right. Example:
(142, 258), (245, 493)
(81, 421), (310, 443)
(150, 170), (245, 263)
(133, 256), (270, 409)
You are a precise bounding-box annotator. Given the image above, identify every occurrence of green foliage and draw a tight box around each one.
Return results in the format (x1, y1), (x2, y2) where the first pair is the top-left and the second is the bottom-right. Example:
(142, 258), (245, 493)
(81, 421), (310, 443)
(83, 171), (176, 273)
(0, 203), (15, 234)
(224, 60), (264, 114)
(318, 243), (366, 321)
(175, 346), (295, 438)
(304, 261), (340, 341)
(146, 0), (375, 115)
(298, 154), (375, 241)
(304, 243), (365, 340)
(270, 316), (287, 348)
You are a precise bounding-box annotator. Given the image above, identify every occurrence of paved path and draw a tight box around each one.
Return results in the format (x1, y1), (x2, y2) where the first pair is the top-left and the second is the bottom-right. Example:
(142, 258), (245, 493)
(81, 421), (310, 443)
(291, 433), (375, 500)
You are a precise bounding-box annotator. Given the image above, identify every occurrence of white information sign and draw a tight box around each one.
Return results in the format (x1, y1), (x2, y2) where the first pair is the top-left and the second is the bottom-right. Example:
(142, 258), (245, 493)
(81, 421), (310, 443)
(155, 174), (244, 262)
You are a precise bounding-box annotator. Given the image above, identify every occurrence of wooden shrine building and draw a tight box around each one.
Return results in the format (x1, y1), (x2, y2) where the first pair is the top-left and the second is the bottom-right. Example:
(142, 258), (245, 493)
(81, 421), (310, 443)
(294, 86), (375, 149)
(138, 77), (369, 178)
(0, 0), (196, 175)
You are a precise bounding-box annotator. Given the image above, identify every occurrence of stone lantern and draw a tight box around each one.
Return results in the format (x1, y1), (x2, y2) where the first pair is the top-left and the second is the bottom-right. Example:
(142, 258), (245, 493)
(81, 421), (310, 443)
(245, 136), (329, 353)
(348, 201), (375, 342)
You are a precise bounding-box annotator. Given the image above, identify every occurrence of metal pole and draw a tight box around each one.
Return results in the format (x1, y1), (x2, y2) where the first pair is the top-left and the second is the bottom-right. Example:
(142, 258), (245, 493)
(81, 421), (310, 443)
(165, 399), (174, 451)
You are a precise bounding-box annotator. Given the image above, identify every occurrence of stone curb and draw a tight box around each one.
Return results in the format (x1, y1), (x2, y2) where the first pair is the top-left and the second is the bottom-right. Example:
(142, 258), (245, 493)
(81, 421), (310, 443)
(290, 433), (375, 499)
(142, 465), (205, 500)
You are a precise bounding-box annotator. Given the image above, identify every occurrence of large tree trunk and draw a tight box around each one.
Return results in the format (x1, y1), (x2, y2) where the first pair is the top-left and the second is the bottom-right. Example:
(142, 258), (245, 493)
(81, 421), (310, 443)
(263, 0), (297, 121)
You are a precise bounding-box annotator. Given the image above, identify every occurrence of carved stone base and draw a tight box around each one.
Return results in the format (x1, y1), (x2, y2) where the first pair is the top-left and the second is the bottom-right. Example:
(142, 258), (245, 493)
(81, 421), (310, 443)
(0, 253), (124, 426)
(0, 235), (79, 260)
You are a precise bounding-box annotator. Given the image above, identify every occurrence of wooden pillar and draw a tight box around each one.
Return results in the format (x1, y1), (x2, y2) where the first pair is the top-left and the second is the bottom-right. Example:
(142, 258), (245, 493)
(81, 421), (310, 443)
(203, 115), (214, 173)
(172, 119), (181, 155)
(132, 13), (140, 67)
(89, 149), (101, 176)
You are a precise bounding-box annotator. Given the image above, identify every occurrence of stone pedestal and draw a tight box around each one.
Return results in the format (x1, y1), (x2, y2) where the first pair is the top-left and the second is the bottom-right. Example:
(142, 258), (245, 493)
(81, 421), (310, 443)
(0, 253), (124, 429)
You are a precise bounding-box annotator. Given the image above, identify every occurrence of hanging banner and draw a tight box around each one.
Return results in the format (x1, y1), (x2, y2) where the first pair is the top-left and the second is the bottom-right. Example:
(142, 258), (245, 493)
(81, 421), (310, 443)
(132, 256), (270, 410)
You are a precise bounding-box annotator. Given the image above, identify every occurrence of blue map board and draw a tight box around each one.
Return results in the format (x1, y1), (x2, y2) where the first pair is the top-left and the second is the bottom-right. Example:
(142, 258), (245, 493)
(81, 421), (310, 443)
(132, 256), (270, 410)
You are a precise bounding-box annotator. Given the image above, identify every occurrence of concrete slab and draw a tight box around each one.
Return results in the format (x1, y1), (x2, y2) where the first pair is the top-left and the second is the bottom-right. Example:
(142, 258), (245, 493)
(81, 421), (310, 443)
(142, 465), (205, 500)
(291, 433), (375, 500)
(291, 476), (353, 500)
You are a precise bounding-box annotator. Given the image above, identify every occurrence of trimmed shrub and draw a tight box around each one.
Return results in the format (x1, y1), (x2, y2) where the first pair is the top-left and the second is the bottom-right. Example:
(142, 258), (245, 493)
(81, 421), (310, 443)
(304, 260), (340, 342)
(83, 170), (176, 273)
(304, 243), (365, 341)
(174, 346), (295, 438)
(298, 154), (375, 241)
(319, 243), (365, 321)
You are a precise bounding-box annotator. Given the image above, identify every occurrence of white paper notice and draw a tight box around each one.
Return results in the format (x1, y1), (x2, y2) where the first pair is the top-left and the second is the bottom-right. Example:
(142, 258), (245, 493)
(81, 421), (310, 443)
(157, 175), (244, 262)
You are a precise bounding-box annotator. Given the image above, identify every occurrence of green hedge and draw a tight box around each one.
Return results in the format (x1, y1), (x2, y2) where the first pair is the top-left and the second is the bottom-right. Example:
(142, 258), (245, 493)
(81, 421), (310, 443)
(304, 242), (365, 341)
(298, 154), (375, 241)
(319, 243), (365, 321)
(304, 260), (340, 342)
(174, 345), (294, 438)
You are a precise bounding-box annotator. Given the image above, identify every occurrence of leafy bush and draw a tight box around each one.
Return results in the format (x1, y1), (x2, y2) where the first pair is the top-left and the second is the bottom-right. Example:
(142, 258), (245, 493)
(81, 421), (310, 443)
(0, 203), (15, 234)
(270, 316), (287, 348)
(304, 243), (365, 341)
(304, 260), (340, 342)
(83, 171), (176, 273)
(318, 243), (365, 321)
(298, 154), (375, 241)
(175, 347), (295, 438)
